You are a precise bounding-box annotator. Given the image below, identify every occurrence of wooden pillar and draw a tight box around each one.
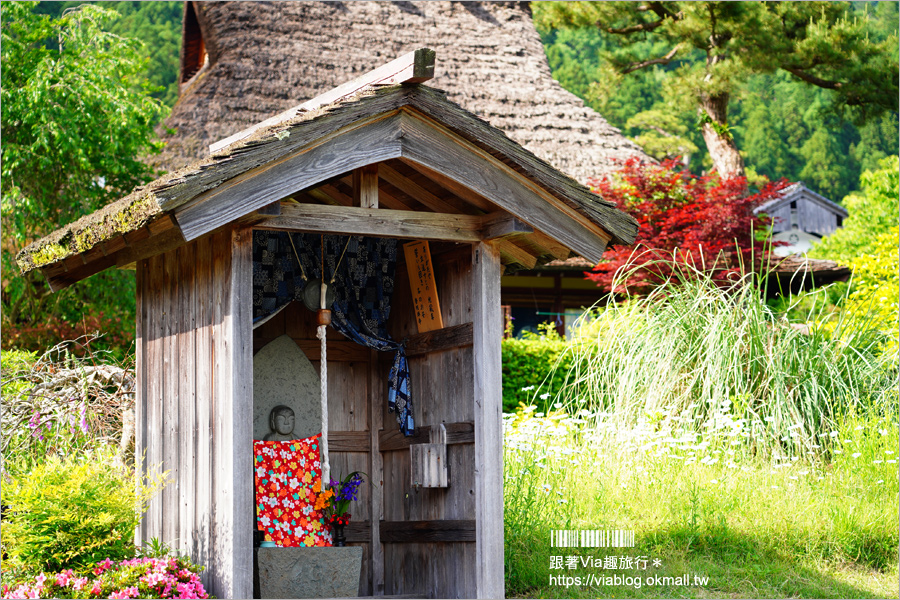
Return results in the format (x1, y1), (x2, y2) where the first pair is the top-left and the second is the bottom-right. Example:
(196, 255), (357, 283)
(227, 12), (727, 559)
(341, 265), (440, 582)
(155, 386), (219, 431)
(353, 164), (379, 209)
(213, 227), (254, 599)
(471, 241), (505, 599)
(369, 349), (385, 596)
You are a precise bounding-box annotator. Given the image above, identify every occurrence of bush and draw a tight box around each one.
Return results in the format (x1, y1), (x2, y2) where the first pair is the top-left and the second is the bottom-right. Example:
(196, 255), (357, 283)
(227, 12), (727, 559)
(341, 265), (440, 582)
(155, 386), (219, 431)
(811, 156), (899, 354)
(585, 157), (790, 294)
(501, 325), (576, 413)
(1, 336), (135, 476)
(1, 555), (209, 599)
(1, 451), (163, 574)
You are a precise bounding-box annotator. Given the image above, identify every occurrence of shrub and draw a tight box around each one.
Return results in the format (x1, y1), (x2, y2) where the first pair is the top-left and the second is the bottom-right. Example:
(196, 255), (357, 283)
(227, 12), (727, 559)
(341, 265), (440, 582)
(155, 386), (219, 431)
(811, 156), (899, 354)
(1, 451), (164, 574)
(1, 555), (209, 599)
(585, 157), (790, 294)
(1, 336), (135, 475)
(501, 325), (576, 413)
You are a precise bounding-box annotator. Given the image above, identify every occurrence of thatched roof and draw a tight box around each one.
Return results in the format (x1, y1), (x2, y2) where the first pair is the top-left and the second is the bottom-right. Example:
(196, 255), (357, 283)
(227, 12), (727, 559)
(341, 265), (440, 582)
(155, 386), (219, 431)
(156, 1), (647, 183)
(18, 83), (638, 290)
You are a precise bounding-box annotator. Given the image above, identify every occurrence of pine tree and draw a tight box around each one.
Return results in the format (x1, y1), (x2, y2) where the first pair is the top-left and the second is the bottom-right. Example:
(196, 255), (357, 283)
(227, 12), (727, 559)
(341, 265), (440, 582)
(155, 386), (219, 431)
(536, 1), (899, 182)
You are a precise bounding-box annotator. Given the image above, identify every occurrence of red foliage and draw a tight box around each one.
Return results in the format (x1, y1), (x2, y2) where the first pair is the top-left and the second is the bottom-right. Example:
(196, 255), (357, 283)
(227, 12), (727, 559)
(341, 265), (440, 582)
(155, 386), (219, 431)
(586, 158), (791, 294)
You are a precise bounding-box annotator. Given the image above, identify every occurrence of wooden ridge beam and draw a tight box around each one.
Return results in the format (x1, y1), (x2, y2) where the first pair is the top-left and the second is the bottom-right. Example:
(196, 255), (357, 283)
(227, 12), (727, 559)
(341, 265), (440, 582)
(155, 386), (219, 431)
(210, 48), (435, 153)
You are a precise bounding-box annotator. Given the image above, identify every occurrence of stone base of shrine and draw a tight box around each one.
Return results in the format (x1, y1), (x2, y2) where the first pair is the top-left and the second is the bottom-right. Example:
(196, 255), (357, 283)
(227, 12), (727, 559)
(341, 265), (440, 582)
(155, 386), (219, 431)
(257, 546), (363, 599)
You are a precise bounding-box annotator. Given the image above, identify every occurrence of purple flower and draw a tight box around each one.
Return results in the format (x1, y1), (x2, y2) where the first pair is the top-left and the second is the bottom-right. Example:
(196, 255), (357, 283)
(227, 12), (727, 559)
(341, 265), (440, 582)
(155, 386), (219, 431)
(79, 404), (88, 434)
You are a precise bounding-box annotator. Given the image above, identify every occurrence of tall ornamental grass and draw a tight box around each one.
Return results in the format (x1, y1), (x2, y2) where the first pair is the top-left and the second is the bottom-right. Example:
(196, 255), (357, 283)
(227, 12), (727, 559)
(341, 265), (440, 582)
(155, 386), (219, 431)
(551, 263), (897, 456)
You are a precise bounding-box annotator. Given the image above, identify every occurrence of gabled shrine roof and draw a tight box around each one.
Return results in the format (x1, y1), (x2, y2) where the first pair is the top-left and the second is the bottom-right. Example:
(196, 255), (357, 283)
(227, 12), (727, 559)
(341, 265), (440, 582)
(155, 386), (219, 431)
(18, 83), (638, 291)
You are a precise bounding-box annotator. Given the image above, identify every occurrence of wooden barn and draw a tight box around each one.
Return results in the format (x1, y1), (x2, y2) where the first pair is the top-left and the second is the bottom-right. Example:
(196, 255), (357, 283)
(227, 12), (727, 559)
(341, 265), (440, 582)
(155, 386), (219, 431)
(17, 51), (637, 599)
(754, 182), (849, 256)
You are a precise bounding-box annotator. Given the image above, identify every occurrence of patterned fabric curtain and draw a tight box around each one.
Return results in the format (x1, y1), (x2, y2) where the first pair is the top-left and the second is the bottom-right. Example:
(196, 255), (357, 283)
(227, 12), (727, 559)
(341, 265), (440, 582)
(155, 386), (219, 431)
(252, 230), (414, 436)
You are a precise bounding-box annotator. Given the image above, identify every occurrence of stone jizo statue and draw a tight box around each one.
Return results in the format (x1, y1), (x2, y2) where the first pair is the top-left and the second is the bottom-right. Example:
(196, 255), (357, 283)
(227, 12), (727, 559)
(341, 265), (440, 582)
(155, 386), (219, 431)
(264, 405), (296, 441)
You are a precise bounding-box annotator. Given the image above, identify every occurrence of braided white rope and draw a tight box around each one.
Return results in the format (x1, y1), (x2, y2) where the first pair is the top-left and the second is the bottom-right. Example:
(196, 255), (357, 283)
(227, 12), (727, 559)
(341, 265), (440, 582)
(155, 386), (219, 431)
(317, 323), (330, 486)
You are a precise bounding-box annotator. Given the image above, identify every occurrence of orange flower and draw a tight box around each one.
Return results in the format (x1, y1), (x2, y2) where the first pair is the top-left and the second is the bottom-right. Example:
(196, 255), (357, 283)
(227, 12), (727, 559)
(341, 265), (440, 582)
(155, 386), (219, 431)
(312, 480), (321, 493)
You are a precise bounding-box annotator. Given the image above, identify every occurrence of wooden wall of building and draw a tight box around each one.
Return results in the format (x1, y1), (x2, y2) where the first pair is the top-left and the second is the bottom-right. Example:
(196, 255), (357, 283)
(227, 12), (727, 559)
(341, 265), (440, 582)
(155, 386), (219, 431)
(135, 228), (254, 600)
(383, 245), (478, 598)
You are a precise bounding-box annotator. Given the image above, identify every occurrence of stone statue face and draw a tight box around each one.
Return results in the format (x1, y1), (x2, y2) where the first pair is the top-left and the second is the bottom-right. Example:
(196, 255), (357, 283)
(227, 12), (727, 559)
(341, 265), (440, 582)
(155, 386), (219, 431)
(268, 405), (295, 437)
(274, 410), (295, 436)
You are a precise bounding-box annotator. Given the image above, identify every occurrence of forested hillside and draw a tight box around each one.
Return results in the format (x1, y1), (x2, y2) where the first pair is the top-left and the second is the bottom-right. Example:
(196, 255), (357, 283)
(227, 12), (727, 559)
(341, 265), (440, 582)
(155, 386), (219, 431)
(533, 1), (899, 200)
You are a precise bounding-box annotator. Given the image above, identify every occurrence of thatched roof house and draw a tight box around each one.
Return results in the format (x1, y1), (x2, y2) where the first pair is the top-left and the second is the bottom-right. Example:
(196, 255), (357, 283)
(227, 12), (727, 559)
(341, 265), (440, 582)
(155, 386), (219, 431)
(160, 1), (647, 182)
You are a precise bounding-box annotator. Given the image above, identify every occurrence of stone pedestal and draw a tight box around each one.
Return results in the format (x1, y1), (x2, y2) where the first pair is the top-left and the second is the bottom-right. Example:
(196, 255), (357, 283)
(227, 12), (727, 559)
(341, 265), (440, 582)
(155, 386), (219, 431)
(257, 546), (363, 599)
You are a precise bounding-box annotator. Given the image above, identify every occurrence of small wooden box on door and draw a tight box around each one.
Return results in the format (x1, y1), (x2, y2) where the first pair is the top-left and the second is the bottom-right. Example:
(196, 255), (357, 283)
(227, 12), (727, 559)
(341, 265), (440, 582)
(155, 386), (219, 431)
(19, 50), (637, 600)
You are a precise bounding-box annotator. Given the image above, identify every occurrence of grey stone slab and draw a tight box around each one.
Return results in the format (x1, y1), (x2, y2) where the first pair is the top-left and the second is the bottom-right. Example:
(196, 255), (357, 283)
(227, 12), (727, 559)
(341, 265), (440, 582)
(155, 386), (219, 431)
(258, 546), (363, 599)
(253, 334), (322, 441)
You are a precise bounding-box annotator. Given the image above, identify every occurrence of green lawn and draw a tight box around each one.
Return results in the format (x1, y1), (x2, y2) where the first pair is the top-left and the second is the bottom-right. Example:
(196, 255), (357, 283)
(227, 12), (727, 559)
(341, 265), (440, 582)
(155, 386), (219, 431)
(504, 408), (899, 599)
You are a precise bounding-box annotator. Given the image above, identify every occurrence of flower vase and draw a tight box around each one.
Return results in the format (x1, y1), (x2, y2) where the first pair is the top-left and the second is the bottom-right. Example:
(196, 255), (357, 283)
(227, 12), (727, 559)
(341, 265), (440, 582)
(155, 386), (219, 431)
(332, 523), (347, 547)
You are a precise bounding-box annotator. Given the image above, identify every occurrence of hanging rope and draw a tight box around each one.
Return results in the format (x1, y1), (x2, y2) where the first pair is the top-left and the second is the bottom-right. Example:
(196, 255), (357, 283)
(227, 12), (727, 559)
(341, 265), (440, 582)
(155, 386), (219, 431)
(318, 236), (331, 487)
(317, 320), (330, 487)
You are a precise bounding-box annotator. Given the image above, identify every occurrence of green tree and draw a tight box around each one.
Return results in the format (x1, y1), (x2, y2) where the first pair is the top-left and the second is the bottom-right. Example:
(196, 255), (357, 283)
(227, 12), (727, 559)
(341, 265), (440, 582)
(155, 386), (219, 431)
(810, 156), (899, 354)
(535, 1), (899, 181)
(1, 2), (164, 352)
(810, 156), (899, 264)
(36, 1), (183, 110)
(799, 129), (852, 201)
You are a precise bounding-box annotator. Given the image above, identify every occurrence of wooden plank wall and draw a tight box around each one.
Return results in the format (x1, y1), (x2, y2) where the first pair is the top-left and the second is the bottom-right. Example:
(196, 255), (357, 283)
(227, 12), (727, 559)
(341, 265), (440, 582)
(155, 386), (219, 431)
(797, 198), (840, 236)
(383, 244), (479, 599)
(135, 228), (254, 600)
(254, 301), (375, 596)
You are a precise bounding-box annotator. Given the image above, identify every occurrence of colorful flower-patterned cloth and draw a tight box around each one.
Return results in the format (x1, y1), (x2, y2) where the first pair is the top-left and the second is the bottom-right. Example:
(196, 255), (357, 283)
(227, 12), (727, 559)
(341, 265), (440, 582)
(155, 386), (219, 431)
(253, 436), (332, 547)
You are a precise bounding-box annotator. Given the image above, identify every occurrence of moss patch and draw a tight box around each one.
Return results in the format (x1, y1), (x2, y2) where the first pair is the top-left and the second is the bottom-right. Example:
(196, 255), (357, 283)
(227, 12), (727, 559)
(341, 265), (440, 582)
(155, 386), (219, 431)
(17, 192), (162, 273)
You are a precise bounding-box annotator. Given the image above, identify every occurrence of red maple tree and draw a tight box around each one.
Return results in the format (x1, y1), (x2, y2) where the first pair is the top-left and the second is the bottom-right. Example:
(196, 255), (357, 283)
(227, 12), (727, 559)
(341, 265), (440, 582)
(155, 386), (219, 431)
(586, 158), (791, 294)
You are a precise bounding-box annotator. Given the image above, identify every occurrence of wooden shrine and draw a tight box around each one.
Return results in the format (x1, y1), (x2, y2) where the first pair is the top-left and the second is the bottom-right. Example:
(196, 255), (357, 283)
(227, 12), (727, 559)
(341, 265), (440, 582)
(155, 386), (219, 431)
(17, 50), (637, 599)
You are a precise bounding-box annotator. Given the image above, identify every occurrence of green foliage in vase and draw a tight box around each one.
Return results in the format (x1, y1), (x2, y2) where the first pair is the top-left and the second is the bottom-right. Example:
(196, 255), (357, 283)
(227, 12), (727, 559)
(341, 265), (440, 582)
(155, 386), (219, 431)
(1, 2), (165, 355)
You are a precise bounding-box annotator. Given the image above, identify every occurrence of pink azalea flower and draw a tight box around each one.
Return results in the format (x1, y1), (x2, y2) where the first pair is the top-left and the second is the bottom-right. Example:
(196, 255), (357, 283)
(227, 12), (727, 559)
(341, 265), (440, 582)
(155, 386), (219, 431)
(71, 577), (89, 591)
